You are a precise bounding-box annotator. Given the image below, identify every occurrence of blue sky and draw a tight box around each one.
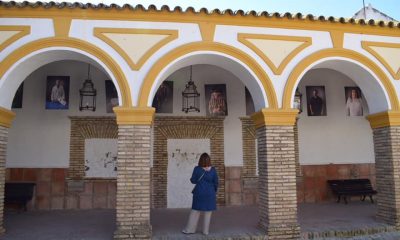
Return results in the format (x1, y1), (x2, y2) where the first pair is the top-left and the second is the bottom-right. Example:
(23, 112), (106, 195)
(82, 0), (400, 20)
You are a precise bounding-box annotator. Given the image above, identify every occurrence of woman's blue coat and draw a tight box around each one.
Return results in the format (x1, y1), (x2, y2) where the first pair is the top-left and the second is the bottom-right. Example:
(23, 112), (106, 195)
(190, 166), (219, 211)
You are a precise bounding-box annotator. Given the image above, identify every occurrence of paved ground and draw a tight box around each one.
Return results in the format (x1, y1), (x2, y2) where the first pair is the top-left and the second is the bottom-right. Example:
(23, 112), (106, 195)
(1, 202), (400, 239)
(2, 209), (115, 240)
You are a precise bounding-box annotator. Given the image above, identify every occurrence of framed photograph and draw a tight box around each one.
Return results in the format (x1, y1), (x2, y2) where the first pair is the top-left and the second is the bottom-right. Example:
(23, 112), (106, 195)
(245, 87), (255, 116)
(45, 76), (69, 110)
(152, 81), (173, 113)
(105, 80), (119, 113)
(205, 84), (228, 116)
(306, 86), (327, 116)
(12, 83), (24, 109)
(345, 87), (363, 116)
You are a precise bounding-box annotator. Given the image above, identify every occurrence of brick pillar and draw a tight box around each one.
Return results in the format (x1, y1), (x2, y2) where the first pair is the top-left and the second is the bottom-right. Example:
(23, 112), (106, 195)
(368, 111), (400, 229)
(252, 109), (300, 239)
(0, 126), (8, 234)
(0, 107), (16, 235)
(294, 118), (302, 177)
(113, 107), (155, 240)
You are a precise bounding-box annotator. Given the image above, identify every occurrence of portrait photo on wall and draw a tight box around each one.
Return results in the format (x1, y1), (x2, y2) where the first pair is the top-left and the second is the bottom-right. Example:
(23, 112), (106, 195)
(245, 87), (255, 116)
(105, 80), (119, 113)
(306, 86), (327, 116)
(152, 81), (173, 113)
(45, 76), (69, 110)
(345, 87), (363, 116)
(12, 83), (24, 109)
(205, 84), (228, 116)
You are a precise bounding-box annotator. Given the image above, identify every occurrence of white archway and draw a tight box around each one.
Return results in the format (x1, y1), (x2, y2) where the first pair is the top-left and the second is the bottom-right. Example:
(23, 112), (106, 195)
(311, 58), (390, 114)
(145, 52), (269, 112)
(0, 48), (123, 109)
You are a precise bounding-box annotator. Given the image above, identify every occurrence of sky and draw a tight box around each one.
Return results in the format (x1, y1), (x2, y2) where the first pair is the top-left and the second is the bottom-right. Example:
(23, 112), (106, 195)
(72, 0), (400, 21)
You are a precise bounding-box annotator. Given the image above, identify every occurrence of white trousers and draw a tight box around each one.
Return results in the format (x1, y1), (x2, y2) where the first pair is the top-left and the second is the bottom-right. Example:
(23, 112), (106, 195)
(183, 210), (212, 234)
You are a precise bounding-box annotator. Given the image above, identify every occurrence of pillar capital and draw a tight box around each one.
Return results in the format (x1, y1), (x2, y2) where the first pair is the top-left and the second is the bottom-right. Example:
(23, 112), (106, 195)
(251, 108), (299, 129)
(113, 107), (155, 125)
(367, 111), (400, 129)
(0, 107), (15, 128)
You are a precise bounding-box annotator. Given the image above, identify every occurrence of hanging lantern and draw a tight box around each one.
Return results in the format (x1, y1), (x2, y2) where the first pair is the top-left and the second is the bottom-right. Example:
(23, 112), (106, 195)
(79, 64), (97, 111)
(182, 65), (200, 113)
(294, 87), (303, 113)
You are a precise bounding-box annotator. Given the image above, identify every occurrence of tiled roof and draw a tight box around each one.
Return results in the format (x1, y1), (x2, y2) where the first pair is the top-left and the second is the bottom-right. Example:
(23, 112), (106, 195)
(1, 1), (400, 29)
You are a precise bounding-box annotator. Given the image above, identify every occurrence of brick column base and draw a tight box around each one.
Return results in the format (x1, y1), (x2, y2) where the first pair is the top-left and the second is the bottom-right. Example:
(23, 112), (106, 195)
(257, 125), (300, 239)
(0, 126), (8, 235)
(114, 225), (152, 240)
(373, 126), (400, 228)
(114, 125), (152, 240)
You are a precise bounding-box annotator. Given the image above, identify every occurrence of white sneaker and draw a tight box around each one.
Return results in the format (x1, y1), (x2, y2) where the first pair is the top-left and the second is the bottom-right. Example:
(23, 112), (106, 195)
(182, 229), (195, 234)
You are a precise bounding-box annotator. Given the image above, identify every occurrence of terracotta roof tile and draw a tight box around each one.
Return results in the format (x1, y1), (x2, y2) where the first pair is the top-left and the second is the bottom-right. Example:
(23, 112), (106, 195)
(1, 1), (400, 29)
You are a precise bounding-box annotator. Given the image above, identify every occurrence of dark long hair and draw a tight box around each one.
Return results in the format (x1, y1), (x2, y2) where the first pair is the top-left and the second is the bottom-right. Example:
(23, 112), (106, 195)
(198, 153), (211, 167)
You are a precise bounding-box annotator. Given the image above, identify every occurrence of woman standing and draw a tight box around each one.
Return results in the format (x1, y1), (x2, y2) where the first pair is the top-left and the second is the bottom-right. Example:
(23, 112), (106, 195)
(182, 153), (219, 235)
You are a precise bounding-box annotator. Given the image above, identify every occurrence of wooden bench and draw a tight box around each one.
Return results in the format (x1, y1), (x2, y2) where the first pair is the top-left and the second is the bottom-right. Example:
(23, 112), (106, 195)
(5, 182), (36, 211)
(327, 179), (377, 204)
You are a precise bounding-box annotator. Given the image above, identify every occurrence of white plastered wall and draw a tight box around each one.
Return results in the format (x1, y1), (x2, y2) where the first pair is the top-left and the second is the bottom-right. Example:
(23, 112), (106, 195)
(156, 64), (247, 167)
(6, 60), (113, 168)
(6, 62), (248, 168)
(297, 68), (375, 165)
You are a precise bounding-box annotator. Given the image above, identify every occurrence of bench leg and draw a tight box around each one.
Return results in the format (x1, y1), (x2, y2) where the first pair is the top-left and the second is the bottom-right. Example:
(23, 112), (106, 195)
(337, 195), (341, 203)
(361, 195), (366, 201)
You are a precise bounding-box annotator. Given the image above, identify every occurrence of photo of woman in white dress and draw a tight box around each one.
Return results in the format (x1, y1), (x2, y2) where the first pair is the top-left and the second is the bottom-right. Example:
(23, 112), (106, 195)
(345, 87), (363, 116)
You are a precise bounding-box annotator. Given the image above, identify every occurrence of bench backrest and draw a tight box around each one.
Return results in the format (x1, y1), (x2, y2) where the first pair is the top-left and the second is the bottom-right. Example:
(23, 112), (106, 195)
(327, 179), (374, 193)
(5, 182), (36, 201)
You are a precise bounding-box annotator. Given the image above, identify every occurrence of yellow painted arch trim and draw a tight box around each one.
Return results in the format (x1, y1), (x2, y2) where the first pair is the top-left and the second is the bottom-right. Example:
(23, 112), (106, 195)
(94, 28), (178, 71)
(0, 37), (131, 107)
(362, 41), (400, 80)
(139, 42), (278, 109)
(0, 26), (31, 52)
(282, 48), (399, 111)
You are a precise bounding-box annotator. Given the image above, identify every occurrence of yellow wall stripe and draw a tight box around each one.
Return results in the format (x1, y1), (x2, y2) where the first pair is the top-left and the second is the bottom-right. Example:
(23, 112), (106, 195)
(199, 22), (216, 42)
(94, 28), (178, 71)
(0, 26), (30, 52)
(0, 106), (16, 128)
(238, 33), (312, 75)
(53, 17), (72, 38)
(251, 108), (299, 128)
(114, 107), (155, 125)
(1, 8), (400, 38)
(367, 111), (400, 128)
(362, 41), (400, 80)
(329, 30), (344, 48)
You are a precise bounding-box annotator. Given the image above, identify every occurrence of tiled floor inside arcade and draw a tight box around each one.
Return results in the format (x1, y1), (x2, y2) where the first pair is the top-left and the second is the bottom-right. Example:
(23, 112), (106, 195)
(2, 203), (400, 240)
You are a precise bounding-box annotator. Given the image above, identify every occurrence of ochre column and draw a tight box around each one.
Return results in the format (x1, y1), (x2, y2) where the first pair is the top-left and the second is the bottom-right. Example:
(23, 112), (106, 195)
(0, 107), (16, 235)
(113, 107), (155, 240)
(252, 109), (300, 239)
(368, 111), (400, 229)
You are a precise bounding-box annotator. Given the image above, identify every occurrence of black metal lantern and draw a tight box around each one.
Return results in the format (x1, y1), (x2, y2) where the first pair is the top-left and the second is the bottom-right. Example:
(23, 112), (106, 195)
(294, 87), (302, 113)
(79, 64), (97, 111)
(182, 65), (200, 113)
